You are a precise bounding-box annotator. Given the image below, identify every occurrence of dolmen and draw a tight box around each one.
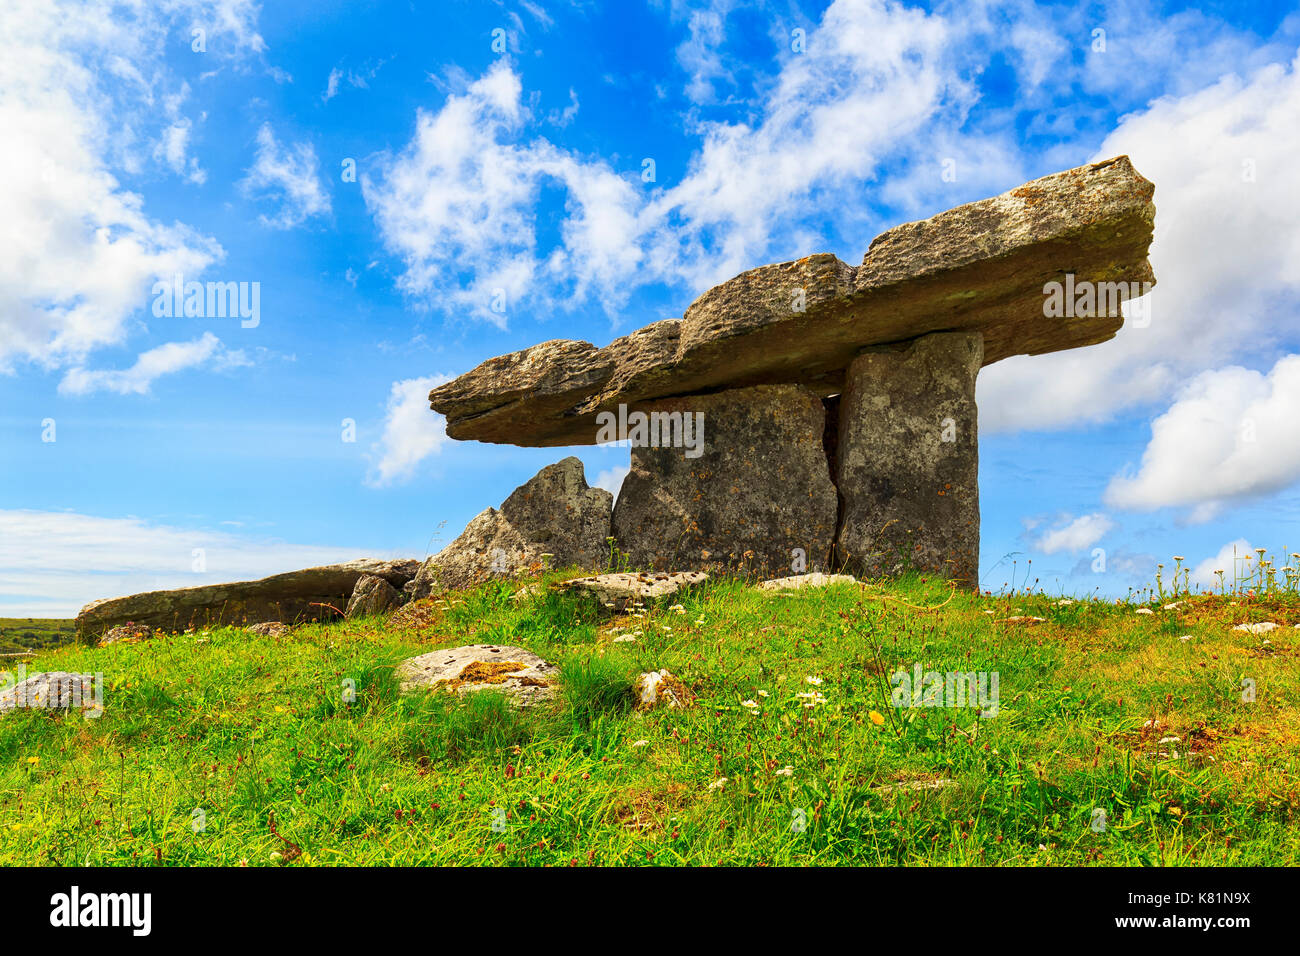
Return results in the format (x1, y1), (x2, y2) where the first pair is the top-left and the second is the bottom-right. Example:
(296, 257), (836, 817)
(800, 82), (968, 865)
(429, 157), (1157, 587)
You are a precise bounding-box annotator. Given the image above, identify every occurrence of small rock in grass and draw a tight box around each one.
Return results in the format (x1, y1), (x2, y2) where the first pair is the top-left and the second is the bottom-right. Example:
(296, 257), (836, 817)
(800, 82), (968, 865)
(345, 574), (403, 619)
(0, 672), (100, 715)
(1232, 622), (1278, 634)
(758, 572), (857, 591)
(100, 623), (154, 645)
(246, 622), (291, 637)
(634, 669), (693, 710)
(557, 571), (708, 614)
(396, 644), (556, 707)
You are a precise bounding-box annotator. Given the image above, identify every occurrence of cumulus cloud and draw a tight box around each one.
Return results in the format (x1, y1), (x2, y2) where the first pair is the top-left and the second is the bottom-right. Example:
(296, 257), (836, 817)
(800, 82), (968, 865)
(1033, 513), (1116, 555)
(58, 332), (249, 396)
(0, 509), (371, 618)
(362, 62), (643, 325)
(1104, 356), (1300, 520)
(1188, 538), (1255, 590)
(240, 123), (331, 228)
(0, 1), (270, 374)
(594, 464), (630, 501)
(363, 0), (1016, 325)
(366, 375), (453, 487)
(980, 48), (1300, 432)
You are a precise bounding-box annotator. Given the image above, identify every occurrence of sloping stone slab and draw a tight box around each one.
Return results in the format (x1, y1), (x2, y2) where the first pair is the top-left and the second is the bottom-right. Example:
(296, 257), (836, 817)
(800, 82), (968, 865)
(396, 644), (556, 706)
(75, 558), (421, 640)
(410, 457), (612, 597)
(610, 385), (838, 575)
(758, 573), (858, 591)
(556, 571), (708, 613)
(431, 156), (1155, 446)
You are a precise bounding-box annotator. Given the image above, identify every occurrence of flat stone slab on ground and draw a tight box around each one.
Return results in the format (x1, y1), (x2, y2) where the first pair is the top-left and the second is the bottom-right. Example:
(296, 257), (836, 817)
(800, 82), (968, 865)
(555, 571), (709, 613)
(76, 558), (421, 639)
(396, 644), (557, 706)
(758, 573), (858, 591)
(0, 672), (100, 714)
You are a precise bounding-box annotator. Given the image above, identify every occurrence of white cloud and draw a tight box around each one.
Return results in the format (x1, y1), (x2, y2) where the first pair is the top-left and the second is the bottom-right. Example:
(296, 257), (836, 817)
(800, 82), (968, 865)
(322, 58), (390, 102)
(980, 48), (1300, 432)
(1104, 355), (1300, 520)
(672, 0), (741, 104)
(366, 375), (453, 487)
(1033, 513), (1115, 554)
(240, 123), (331, 229)
(364, 0), (1009, 324)
(594, 464), (630, 501)
(0, 0), (265, 373)
(58, 332), (248, 396)
(1188, 538), (1255, 590)
(363, 62), (645, 325)
(0, 509), (374, 618)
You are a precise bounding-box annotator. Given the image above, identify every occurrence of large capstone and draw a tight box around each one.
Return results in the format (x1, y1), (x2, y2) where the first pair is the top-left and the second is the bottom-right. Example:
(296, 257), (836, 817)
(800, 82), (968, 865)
(610, 385), (838, 575)
(430, 157), (1155, 447)
(836, 331), (982, 586)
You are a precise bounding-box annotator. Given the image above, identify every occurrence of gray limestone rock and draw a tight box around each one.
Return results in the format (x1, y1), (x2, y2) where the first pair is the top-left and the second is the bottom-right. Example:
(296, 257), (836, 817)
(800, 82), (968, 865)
(835, 331), (982, 587)
(610, 385), (838, 575)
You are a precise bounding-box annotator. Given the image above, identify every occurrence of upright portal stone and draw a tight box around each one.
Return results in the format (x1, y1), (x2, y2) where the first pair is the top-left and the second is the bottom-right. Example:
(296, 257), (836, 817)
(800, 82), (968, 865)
(836, 331), (982, 586)
(611, 385), (838, 575)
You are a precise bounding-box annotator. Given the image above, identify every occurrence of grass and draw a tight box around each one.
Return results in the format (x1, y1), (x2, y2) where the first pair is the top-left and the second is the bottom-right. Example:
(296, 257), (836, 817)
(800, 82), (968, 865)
(1, 569), (1298, 866)
(0, 618), (75, 656)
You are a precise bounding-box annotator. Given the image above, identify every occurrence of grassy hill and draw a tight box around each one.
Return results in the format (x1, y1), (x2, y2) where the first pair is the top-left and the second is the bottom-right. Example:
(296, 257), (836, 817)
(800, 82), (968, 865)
(0, 618), (75, 656)
(0, 572), (1296, 866)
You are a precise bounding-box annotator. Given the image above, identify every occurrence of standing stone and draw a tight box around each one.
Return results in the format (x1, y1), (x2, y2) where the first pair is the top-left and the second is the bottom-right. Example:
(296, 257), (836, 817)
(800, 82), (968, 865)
(411, 457), (613, 596)
(345, 574), (403, 618)
(611, 385), (838, 575)
(836, 331), (982, 587)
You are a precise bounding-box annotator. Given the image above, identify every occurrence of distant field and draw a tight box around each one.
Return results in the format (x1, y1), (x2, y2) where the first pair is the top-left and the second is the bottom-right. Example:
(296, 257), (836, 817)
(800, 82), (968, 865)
(0, 619), (76, 656)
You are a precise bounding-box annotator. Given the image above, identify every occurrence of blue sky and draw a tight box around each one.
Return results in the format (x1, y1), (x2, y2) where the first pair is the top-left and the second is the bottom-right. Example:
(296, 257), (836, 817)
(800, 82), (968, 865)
(3, 0), (1300, 615)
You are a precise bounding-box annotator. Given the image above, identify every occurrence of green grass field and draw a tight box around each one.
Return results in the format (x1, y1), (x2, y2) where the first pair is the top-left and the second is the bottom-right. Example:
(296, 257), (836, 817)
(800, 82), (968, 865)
(1, 571), (1297, 866)
(0, 618), (75, 656)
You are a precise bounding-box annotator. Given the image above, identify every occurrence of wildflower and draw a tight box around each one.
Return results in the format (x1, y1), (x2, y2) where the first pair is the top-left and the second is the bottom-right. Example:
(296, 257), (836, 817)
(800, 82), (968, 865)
(632, 740), (649, 748)
(708, 777), (727, 790)
(868, 710), (885, 726)
(775, 766), (794, 777)
(26, 757), (38, 765)
(741, 699), (760, 712)
(756, 689), (769, 698)
(805, 676), (823, 686)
